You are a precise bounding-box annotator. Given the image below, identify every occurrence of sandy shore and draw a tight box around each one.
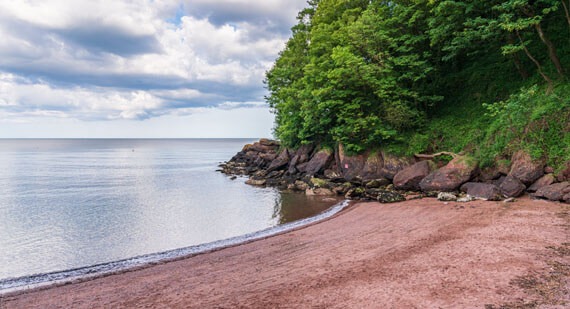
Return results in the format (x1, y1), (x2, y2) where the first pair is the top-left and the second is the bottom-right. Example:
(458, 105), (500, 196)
(1, 197), (569, 308)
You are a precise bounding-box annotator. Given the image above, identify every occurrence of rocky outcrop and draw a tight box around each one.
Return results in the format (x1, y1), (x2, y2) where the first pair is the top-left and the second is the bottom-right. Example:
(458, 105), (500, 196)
(220, 139), (567, 204)
(460, 182), (501, 201)
(527, 174), (555, 192)
(305, 149), (333, 176)
(380, 152), (415, 180)
(393, 160), (436, 191)
(532, 182), (570, 202)
(419, 156), (478, 192)
(500, 175), (526, 198)
(509, 151), (544, 185)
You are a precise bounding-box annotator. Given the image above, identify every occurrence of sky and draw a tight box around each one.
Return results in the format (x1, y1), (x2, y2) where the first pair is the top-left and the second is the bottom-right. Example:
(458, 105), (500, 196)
(0, 0), (308, 138)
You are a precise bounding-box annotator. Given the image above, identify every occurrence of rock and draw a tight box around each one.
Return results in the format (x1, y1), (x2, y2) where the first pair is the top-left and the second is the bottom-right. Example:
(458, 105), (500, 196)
(296, 162), (309, 173)
(393, 160), (436, 191)
(564, 193), (570, 204)
(266, 170), (285, 179)
(557, 161), (570, 182)
(230, 176), (237, 180)
(287, 144), (315, 174)
(503, 198), (516, 203)
(310, 177), (334, 189)
(527, 174), (555, 192)
(365, 178), (390, 189)
(532, 182), (570, 201)
(457, 195), (475, 203)
(294, 180), (309, 191)
(459, 182), (501, 201)
(362, 152), (384, 181)
(267, 149), (290, 172)
(509, 151), (544, 185)
(544, 166), (555, 174)
(305, 149), (333, 176)
(321, 198), (338, 203)
(377, 190), (406, 203)
(245, 178), (266, 186)
(437, 192), (457, 201)
(499, 175), (526, 198)
(259, 152), (278, 162)
(419, 156), (479, 192)
(345, 187), (365, 199)
(333, 183), (353, 195)
(323, 169), (343, 181)
(259, 138), (280, 147)
(338, 144), (366, 181)
(306, 188), (335, 196)
(380, 152), (415, 180)
(479, 166), (502, 182)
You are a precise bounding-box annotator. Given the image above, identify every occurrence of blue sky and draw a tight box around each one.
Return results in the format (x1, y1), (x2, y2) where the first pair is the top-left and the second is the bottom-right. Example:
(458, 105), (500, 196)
(0, 0), (308, 138)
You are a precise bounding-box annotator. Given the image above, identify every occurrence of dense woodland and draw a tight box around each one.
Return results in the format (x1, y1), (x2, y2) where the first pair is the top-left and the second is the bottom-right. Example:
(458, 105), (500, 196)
(265, 0), (570, 170)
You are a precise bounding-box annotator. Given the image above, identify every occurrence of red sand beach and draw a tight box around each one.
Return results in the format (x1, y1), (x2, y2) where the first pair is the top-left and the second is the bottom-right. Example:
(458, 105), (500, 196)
(1, 197), (569, 308)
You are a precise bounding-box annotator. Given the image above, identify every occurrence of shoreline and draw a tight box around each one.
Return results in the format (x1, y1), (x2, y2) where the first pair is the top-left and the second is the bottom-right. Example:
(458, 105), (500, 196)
(0, 200), (351, 296)
(2, 197), (568, 308)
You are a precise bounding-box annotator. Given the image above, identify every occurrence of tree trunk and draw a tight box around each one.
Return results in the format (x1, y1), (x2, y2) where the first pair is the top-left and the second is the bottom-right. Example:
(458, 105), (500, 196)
(561, 0), (570, 27)
(534, 22), (565, 77)
(516, 31), (553, 90)
(508, 34), (529, 79)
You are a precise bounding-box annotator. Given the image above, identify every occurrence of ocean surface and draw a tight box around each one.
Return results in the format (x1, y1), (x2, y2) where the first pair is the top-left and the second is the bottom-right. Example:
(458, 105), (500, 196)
(0, 139), (341, 283)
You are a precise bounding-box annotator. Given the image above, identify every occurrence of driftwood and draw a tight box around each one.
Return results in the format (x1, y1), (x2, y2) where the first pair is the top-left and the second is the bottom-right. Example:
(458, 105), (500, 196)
(414, 152), (459, 159)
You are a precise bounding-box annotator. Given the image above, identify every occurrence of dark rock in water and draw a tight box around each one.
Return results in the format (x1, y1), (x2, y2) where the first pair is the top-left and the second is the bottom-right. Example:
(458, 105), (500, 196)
(230, 176), (237, 180)
(305, 149), (333, 176)
(306, 187), (335, 196)
(532, 182), (570, 201)
(245, 178), (266, 186)
(365, 178), (390, 189)
(500, 175), (526, 198)
(509, 150), (544, 185)
(377, 190), (406, 203)
(527, 174), (555, 192)
(267, 149), (290, 172)
(460, 182), (501, 201)
(393, 160), (436, 191)
(419, 156), (478, 192)
(380, 152), (415, 180)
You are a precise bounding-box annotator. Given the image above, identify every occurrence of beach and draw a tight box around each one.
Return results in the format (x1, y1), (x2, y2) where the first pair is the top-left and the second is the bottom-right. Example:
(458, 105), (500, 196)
(1, 197), (568, 308)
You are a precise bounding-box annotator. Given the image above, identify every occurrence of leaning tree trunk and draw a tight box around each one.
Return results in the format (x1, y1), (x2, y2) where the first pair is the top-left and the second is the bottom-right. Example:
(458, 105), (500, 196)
(508, 34), (529, 79)
(534, 22), (565, 77)
(516, 30), (554, 92)
(561, 0), (570, 27)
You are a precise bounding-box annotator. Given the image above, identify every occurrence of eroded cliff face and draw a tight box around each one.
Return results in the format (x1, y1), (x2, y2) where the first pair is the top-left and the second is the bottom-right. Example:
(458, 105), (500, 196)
(219, 139), (570, 204)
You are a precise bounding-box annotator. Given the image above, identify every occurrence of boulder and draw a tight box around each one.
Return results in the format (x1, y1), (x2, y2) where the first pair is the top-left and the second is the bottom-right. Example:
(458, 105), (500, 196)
(294, 180), (309, 191)
(267, 149), (290, 172)
(245, 178), (266, 186)
(309, 177), (334, 189)
(338, 144), (366, 181)
(323, 169), (343, 181)
(377, 191), (406, 203)
(459, 182), (501, 201)
(393, 160), (436, 191)
(419, 156), (478, 192)
(437, 192), (457, 201)
(305, 149), (333, 176)
(509, 151), (544, 185)
(499, 175), (526, 198)
(362, 152), (384, 181)
(345, 187), (365, 199)
(532, 182), (570, 201)
(478, 166), (502, 182)
(365, 178), (390, 189)
(259, 138), (280, 147)
(380, 152), (416, 180)
(306, 188), (335, 196)
(527, 174), (555, 192)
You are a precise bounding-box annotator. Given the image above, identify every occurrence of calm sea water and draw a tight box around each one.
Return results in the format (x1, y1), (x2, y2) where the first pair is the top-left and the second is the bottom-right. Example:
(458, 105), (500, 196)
(0, 139), (339, 282)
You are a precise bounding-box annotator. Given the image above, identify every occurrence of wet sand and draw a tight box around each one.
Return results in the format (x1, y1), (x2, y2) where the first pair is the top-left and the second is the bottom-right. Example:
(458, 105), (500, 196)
(1, 197), (569, 308)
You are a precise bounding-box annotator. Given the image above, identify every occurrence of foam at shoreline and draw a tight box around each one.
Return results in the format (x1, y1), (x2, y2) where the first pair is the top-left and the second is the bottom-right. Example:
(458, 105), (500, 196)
(0, 200), (350, 294)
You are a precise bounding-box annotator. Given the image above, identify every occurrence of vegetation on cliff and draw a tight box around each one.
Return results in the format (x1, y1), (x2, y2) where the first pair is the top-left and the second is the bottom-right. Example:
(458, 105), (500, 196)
(265, 0), (569, 170)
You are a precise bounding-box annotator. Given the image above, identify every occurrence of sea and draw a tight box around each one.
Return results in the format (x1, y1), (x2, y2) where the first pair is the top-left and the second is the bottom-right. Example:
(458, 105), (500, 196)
(0, 139), (344, 289)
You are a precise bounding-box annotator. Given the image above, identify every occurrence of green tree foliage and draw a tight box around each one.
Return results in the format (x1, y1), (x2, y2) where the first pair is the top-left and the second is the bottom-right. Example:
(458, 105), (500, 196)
(265, 0), (569, 164)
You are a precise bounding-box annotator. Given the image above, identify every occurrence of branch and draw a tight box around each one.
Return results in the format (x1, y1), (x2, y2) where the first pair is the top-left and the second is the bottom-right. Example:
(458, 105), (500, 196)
(414, 152), (459, 159)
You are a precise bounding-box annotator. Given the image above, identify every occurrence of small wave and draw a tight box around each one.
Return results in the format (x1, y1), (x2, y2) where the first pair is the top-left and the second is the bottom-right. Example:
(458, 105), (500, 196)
(0, 200), (350, 294)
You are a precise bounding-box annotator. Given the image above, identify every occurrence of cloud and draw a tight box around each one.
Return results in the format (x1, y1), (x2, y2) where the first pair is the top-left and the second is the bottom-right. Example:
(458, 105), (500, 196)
(0, 0), (307, 129)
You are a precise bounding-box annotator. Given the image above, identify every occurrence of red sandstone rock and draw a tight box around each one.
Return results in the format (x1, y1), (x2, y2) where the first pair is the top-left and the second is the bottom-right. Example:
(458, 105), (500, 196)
(460, 182), (501, 201)
(527, 174), (555, 192)
(509, 151), (544, 185)
(500, 175), (526, 198)
(532, 182), (570, 201)
(394, 160), (436, 191)
(419, 156), (478, 192)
